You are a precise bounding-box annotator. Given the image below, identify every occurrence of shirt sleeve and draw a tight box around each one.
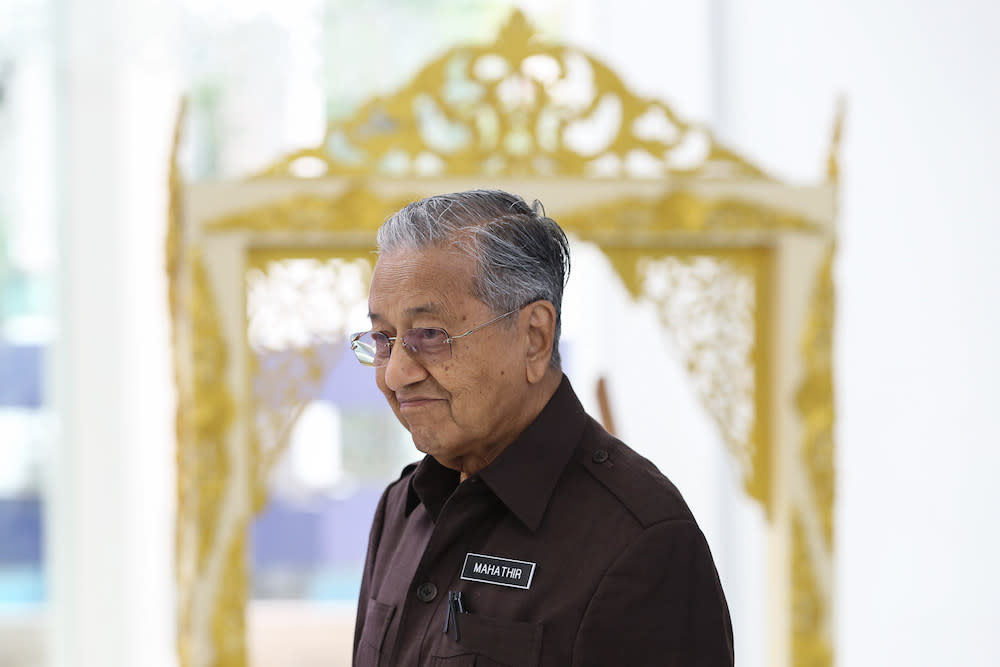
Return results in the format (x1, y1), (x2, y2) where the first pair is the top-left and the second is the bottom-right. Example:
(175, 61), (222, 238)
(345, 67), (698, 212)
(352, 485), (389, 663)
(572, 519), (734, 667)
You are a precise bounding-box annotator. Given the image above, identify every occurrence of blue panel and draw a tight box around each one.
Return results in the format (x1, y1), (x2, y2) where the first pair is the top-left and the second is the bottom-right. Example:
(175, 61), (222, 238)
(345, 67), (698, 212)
(250, 483), (384, 569)
(0, 343), (43, 407)
(254, 343), (389, 409)
(314, 486), (382, 564)
(319, 349), (386, 407)
(0, 497), (43, 564)
(251, 498), (321, 568)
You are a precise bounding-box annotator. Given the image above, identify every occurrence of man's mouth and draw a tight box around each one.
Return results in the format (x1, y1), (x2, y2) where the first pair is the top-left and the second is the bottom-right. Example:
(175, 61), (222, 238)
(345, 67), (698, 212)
(397, 396), (444, 410)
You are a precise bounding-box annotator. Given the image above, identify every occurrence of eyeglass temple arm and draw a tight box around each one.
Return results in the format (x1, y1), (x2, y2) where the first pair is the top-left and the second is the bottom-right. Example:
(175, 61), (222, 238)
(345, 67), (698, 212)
(446, 307), (520, 342)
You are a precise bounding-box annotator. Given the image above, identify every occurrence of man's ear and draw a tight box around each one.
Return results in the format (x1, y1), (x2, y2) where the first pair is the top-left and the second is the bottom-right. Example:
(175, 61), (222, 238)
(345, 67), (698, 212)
(524, 300), (557, 383)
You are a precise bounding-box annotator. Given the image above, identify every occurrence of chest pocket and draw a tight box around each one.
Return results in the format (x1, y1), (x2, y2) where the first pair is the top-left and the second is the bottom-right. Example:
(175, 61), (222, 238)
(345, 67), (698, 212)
(356, 598), (396, 667)
(430, 612), (543, 667)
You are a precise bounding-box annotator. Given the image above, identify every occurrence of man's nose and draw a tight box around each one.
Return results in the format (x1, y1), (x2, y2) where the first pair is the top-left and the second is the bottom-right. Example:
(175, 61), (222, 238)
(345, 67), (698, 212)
(382, 340), (428, 391)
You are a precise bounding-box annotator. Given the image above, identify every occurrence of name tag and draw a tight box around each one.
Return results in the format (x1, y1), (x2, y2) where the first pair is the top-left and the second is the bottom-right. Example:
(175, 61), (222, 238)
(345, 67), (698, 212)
(460, 553), (536, 590)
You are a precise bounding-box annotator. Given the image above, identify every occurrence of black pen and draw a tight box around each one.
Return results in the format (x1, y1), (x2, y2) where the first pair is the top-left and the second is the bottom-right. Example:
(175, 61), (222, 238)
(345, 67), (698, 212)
(444, 590), (464, 641)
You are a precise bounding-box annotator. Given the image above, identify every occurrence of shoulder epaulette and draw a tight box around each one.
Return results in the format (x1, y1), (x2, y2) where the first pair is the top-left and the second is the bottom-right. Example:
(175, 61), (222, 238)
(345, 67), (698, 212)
(579, 418), (695, 528)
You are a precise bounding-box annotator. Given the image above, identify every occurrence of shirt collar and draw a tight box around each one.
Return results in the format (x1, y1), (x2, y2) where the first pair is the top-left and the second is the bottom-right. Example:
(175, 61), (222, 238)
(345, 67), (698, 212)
(405, 375), (588, 532)
(406, 454), (460, 520)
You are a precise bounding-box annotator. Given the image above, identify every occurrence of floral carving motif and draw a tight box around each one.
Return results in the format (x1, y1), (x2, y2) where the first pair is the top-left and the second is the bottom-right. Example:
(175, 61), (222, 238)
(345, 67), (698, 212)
(792, 511), (833, 667)
(256, 10), (770, 180)
(207, 185), (407, 234)
(639, 254), (767, 505)
(796, 247), (836, 546)
(245, 256), (372, 510)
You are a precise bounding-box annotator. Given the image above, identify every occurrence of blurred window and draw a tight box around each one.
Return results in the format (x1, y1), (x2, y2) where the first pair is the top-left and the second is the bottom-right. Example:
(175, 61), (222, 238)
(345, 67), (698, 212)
(0, 0), (55, 613)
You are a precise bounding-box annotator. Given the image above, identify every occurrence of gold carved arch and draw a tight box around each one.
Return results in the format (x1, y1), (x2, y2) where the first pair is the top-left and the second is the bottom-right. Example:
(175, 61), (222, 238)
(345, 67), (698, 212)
(258, 10), (767, 181)
(170, 10), (838, 667)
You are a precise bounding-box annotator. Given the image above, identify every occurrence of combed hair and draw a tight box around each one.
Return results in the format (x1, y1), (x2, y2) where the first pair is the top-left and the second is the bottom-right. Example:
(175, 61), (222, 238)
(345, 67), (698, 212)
(377, 189), (571, 367)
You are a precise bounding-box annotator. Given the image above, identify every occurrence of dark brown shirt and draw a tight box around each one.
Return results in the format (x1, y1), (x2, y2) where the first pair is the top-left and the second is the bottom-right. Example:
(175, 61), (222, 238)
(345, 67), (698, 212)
(353, 376), (733, 666)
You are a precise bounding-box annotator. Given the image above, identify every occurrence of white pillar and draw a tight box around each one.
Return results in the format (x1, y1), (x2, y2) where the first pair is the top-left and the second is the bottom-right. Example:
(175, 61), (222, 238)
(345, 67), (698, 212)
(48, 0), (179, 665)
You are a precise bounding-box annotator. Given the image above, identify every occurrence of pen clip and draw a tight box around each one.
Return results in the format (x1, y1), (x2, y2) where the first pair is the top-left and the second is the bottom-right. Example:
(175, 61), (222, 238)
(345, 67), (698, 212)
(443, 590), (464, 642)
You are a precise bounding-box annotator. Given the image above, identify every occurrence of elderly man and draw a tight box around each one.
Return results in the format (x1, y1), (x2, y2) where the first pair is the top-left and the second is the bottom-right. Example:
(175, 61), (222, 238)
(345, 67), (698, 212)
(349, 190), (733, 666)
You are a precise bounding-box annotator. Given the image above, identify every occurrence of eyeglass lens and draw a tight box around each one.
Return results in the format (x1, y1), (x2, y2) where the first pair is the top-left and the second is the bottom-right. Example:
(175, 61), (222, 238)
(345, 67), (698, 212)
(352, 328), (452, 367)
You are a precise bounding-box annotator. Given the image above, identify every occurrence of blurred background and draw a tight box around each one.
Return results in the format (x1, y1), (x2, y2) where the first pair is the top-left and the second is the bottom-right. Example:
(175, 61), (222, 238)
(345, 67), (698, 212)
(0, 0), (998, 665)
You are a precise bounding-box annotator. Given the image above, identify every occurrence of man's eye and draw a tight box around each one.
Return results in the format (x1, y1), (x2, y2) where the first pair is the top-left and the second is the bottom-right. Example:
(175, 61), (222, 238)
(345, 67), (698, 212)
(413, 328), (446, 342)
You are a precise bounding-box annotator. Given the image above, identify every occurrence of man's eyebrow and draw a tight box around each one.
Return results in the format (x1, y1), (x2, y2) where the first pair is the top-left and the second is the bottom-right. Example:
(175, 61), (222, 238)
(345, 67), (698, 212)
(367, 303), (441, 321)
(406, 303), (441, 316)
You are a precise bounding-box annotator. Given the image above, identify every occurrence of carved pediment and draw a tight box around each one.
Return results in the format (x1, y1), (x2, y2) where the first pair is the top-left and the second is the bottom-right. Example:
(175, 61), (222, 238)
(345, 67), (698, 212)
(256, 10), (772, 181)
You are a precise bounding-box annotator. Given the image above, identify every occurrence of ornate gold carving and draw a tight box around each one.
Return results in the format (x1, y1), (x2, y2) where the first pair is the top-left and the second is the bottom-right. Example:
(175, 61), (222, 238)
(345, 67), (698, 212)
(207, 184), (408, 235)
(825, 99), (846, 186)
(172, 100), (250, 667)
(167, 98), (186, 325)
(790, 246), (836, 667)
(176, 251), (242, 667)
(169, 10), (839, 667)
(792, 511), (833, 667)
(209, 185), (816, 245)
(247, 350), (315, 513)
(796, 247), (836, 546)
(245, 256), (373, 511)
(559, 191), (816, 260)
(255, 10), (771, 180)
(168, 99), (194, 667)
(637, 252), (770, 507)
(246, 256), (373, 348)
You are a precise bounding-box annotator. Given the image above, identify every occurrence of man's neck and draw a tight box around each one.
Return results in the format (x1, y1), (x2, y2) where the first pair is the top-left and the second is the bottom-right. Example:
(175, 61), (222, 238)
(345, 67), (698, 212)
(455, 369), (563, 482)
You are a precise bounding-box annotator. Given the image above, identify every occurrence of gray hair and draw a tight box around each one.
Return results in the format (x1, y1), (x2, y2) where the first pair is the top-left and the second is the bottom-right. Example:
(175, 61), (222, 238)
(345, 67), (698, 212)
(377, 189), (571, 368)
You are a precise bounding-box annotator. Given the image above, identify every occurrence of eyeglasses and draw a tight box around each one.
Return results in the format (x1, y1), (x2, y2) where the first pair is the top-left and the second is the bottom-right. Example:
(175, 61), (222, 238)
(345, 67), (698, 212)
(349, 307), (521, 367)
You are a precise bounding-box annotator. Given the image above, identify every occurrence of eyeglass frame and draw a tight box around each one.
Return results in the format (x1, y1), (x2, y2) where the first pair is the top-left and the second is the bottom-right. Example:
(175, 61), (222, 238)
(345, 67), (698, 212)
(349, 306), (523, 367)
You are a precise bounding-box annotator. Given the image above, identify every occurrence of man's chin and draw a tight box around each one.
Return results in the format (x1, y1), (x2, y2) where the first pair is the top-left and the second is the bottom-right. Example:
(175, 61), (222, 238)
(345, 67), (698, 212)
(410, 435), (460, 467)
(410, 434), (442, 456)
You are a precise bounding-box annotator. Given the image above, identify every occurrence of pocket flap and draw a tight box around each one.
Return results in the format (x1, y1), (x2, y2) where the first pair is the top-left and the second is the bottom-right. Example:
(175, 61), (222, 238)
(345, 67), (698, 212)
(453, 612), (543, 667)
(357, 598), (396, 660)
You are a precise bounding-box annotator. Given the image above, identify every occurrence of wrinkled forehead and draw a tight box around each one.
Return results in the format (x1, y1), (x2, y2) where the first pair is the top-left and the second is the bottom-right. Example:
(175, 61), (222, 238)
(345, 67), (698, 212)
(368, 246), (479, 322)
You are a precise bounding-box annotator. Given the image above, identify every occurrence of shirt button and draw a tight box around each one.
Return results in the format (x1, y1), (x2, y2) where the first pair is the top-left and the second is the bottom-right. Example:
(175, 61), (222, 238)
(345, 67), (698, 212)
(592, 449), (610, 464)
(416, 582), (438, 603)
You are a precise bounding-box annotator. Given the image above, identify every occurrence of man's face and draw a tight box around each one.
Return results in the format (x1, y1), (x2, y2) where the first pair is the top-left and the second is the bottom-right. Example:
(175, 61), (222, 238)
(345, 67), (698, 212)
(367, 245), (530, 473)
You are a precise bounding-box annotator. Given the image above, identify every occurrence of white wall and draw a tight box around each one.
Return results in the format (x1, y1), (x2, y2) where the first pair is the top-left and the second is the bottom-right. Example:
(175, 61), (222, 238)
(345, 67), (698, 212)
(720, 2), (1000, 665)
